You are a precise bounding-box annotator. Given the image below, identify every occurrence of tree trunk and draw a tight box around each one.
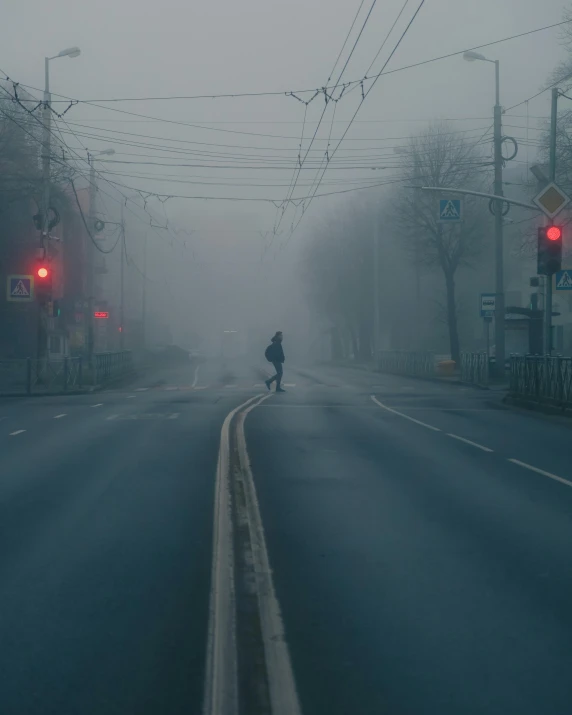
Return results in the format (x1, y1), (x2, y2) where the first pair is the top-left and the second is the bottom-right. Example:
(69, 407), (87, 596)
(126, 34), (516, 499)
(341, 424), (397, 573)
(444, 270), (460, 364)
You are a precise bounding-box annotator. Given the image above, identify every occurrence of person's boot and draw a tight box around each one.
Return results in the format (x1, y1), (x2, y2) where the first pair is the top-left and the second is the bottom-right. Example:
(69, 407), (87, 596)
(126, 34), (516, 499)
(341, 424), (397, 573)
(276, 386), (286, 393)
(265, 379), (271, 391)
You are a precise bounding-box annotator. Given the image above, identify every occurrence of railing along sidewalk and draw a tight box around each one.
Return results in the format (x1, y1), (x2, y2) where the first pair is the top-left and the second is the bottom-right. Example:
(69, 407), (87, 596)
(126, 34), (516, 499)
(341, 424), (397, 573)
(509, 355), (572, 408)
(460, 352), (489, 387)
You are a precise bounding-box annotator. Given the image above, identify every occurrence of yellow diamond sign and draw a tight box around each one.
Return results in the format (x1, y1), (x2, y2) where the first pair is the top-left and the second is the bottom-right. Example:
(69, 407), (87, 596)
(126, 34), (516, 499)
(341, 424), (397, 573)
(533, 182), (571, 219)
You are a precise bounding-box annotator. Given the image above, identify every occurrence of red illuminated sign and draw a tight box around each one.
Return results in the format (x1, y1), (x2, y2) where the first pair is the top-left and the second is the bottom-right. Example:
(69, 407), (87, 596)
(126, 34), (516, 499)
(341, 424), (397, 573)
(94, 311), (109, 319)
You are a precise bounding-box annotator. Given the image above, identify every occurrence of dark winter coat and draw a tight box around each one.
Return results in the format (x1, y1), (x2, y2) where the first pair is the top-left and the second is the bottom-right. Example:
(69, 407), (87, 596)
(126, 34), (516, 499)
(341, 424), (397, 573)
(265, 337), (285, 363)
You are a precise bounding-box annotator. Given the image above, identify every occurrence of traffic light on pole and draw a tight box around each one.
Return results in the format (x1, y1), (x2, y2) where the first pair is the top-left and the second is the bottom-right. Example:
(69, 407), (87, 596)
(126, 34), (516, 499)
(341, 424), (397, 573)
(537, 225), (563, 276)
(35, 263), (52, 303)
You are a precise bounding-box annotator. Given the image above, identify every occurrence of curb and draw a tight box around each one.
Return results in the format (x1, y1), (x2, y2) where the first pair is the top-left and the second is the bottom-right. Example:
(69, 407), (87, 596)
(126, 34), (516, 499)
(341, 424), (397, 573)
(503, 394), (572, 419)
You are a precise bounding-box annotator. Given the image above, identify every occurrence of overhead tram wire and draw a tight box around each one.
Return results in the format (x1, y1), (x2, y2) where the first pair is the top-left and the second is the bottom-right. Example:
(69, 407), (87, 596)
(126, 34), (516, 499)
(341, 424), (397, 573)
(285, 0), (427, 246)
(0, 84), (188, 250)
(300, 0), (414, 207)
(3, 18), (572, 109)
(276, 0), (379, 235)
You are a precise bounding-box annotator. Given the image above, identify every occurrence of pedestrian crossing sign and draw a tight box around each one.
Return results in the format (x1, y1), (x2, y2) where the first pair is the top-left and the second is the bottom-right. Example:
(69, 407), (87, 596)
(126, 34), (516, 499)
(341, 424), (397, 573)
(439, 198), (462, 222)
(6, 275), (34, 302)
(555, 269), (572, 290)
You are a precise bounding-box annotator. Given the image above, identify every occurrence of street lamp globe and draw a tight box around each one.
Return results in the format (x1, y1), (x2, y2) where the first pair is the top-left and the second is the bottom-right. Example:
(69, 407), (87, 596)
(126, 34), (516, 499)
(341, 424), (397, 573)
(58, 47), (81, 59)
(463, 50), (487, 62)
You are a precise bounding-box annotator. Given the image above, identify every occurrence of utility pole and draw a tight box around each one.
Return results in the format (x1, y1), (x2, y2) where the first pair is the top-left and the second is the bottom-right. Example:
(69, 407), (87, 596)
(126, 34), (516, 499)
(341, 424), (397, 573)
(37, 58), (53, 365)
(545, 87), (559, 355)
(87, 158), (96, 364)
(373, 209), (380, 365)
(492, 59), (505, 379)
(120, 203), (125, 351)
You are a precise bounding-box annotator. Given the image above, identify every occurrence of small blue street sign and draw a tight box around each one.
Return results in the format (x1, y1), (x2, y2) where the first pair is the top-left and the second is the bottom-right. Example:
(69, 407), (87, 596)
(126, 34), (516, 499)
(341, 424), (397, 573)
(555, 269), (572, 290)
(439, 198), (462, 222)
(6, 275), (34, 302)
(480, 293), (496, 318)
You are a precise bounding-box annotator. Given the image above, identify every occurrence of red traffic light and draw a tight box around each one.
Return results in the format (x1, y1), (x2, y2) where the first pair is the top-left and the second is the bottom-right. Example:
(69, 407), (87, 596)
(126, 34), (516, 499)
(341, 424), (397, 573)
(546, 225), (562, 241)
(37, 267), (49, 278)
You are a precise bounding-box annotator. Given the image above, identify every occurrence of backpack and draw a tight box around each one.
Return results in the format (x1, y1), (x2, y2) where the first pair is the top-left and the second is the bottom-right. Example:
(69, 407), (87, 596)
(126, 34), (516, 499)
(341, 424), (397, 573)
(264, 344), (274, 362)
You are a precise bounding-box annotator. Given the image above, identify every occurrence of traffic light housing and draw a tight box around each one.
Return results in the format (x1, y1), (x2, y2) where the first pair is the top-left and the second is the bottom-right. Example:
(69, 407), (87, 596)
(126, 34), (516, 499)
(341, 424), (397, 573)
(537, 225), (562, 276)
(35, 264), (52, 303)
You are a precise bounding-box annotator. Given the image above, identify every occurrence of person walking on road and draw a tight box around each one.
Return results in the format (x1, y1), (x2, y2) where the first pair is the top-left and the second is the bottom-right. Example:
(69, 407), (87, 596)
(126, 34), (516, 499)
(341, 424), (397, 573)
(264, 331), (286, 393)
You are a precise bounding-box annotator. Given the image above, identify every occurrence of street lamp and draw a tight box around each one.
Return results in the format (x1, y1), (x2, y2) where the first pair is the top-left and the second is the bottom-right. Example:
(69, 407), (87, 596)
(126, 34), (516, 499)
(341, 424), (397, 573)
(38, 46), (80, 363)
(463, 50), (505, 378)
(41, 46), (81, 240)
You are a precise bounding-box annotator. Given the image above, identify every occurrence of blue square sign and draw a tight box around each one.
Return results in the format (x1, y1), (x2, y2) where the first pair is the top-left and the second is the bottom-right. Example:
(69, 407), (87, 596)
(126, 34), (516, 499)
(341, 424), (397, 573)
(439, 199), (462, 222)
(6, 275), (34, 302)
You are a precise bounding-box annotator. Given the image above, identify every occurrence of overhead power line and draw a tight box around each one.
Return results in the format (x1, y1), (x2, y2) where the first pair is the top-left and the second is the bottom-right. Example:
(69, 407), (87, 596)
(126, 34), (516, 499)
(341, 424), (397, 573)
(3, 18), (571, 105)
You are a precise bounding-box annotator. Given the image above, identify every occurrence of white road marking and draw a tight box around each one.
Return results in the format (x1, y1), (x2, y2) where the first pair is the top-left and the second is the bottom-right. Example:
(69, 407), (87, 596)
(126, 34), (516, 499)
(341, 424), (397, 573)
(91, 403), (103, 408)
(135, 387), (149, 392)
(168, 413), (180, 419)
(53, 414), (66, 419)
(203, 393), (265, 715)
(9, 430), (25, 436)
(194, 385), (209, 390)
(371, 396), (441, 431)
(106, 415), (119, 420)
(283, 383), (296, 387)
(192, 364), (200, 388)
(127, 395), (136, 399)
(508, 459), (572, 489)
(447, 433), (493, 452)
(164, 386), (178, 391)
(236, 396), (302, 715)
(224, 384), (234, 388)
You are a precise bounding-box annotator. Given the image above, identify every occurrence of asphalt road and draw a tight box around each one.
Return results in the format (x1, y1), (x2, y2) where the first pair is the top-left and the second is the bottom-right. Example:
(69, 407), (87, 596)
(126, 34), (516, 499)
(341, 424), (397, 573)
(1, 359), (572, 714)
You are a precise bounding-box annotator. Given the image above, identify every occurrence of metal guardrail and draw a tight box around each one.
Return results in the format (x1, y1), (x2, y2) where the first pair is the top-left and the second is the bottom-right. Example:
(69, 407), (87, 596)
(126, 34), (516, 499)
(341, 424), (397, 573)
(509, 355), (572, 408)
(377, 351), (436, 377)
(94, 351), (134, 385)
(460, 352), (489, 387)
(0, 351), (134, 395)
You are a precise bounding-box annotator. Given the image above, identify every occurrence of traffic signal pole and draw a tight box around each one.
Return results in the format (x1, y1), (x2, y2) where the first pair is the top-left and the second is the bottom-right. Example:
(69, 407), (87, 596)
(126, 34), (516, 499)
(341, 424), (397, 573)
(545, 87), (559, 355)
(87, 161), (96, 365)
(492, 59), (506, 379)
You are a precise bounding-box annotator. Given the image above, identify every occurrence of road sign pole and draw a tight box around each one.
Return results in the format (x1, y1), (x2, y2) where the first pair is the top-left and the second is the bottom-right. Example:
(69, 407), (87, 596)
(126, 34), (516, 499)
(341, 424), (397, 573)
(493, 67), (505, 378)
(545, 88), (559, 355)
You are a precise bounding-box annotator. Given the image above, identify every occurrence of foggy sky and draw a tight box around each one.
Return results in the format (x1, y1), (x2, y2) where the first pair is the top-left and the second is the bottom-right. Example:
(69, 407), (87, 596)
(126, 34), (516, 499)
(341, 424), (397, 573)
(1, 0), (569, 346)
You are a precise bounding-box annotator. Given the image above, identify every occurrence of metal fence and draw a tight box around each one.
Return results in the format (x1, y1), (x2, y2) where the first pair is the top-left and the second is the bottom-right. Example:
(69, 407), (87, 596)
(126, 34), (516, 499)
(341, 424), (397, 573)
(509, 355), (572, 408)
(460, 352), (489, 387)
(0, 351), (134, 395)
(377, 351), (436, 377)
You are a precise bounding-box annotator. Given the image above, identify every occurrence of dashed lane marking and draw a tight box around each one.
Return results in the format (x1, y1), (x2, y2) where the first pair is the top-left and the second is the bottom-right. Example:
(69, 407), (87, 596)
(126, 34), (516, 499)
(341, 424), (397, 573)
(126, 395), (136, 399)
(371, 395), (441, 432)
(92, 403), (103, 408)
(106, 415), (119, 421)
(9, 430), (25, 436)
(447, 433), (493, 452)
(135, 387), (149, 392)
(53, 414), (66, 419)
(508, 459), (572, 489)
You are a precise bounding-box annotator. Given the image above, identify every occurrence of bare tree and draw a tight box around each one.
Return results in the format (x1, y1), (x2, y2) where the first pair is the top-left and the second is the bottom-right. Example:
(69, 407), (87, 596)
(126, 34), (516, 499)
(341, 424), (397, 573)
(391, 123), (490, 363)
